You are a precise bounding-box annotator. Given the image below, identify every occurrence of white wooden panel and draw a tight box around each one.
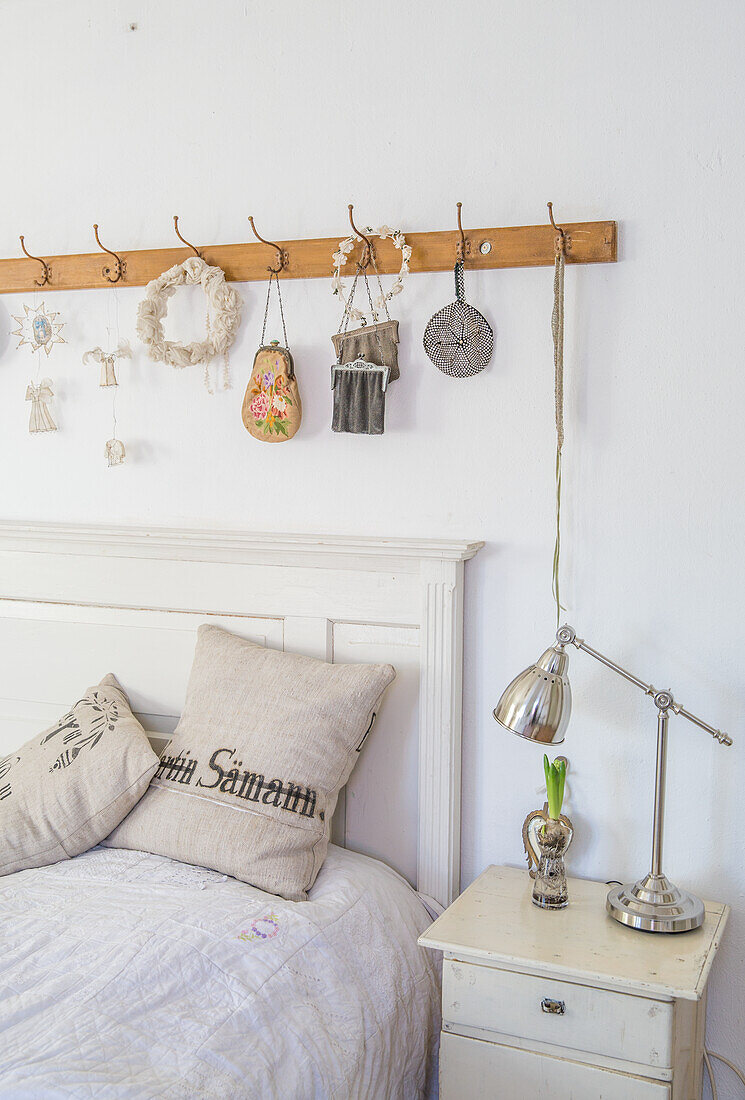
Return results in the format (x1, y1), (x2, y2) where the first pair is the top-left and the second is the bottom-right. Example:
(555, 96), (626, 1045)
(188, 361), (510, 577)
(282, 616), (332, 661)
(0, 550), (421, 625)
(443, 959), (673, 1069)
(0, 601), (283, 755)
(334, 622), (420, 886)
(439, 1032), (671, 1100)
(442, 1022), (674, 1084)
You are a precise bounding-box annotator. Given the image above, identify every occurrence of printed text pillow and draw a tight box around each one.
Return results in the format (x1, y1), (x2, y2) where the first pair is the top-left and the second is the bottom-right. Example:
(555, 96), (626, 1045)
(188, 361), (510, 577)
(104, 625), (396, 900)
(0, 675), (159, 877)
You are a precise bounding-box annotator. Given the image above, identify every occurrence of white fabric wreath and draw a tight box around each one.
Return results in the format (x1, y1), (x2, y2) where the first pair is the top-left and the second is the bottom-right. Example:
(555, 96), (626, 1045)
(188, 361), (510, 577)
(331, 225), (411, 323)
(136, 256), (242, 391)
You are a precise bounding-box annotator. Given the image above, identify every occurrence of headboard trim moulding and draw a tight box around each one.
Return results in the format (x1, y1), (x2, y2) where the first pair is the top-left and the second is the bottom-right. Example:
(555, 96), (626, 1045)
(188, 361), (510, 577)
(0, 522), (482, 569)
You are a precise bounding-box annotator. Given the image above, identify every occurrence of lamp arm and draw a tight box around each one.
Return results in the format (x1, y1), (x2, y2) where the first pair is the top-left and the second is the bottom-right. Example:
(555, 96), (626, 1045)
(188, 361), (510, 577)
(556, 625), (733, 747)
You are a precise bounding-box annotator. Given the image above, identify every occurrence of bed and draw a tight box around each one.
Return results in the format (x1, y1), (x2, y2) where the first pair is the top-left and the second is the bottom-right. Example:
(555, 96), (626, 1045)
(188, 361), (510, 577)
(0, 524), (481, 1098)
(0, 845), (438, 1098)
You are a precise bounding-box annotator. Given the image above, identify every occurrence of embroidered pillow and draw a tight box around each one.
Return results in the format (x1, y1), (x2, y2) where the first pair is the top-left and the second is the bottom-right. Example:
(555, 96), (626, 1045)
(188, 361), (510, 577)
(0, 675), (158, 877)
(104, 625), (396, 900)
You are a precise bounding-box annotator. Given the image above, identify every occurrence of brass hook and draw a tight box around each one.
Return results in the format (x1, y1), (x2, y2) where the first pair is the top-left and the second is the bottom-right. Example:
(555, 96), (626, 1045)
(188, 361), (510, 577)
(248, 216), (286, 273)
(19, 236), (50, 287)
(93, 224), (124, 283)
(173, 215), (201, 258)
(348, 204), (373, 269)
(547, 202), (567, 255)
(456, 201), (469, 263)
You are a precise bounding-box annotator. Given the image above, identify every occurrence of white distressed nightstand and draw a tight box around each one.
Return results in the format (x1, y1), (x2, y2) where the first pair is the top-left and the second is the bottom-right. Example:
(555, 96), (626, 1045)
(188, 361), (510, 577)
(419, 865), (728, 1099)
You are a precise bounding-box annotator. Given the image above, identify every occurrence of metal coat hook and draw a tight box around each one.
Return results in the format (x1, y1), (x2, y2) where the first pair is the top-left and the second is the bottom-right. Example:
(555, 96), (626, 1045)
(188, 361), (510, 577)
(547, 202), (567, 255)
(348, 204), (373, 269)
(19, 236), (50, 286)
(248, 216), (286, 273)
(455, 202), (470, 262)
(93, 224), (124, 283)
(173, 215), (201, 258)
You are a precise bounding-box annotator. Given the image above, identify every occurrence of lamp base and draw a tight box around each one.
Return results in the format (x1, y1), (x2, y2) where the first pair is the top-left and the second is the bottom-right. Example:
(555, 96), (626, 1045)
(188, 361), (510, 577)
(606, 873), (705, 933)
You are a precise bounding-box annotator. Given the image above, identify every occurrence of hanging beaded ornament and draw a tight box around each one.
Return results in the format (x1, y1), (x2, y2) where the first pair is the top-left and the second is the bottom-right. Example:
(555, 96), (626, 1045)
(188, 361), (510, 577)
(86, 287), (131, 466)
(423, 262), (493, 377)
(16, 302), (61, 433)
(105, 438), (126, 466)
(12, 302), (65, 357)
(12, 259), (64, 431)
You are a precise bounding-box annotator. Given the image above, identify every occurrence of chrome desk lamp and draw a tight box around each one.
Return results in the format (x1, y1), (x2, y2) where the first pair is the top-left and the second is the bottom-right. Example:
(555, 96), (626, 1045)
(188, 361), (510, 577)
(494, 624), (733, 933)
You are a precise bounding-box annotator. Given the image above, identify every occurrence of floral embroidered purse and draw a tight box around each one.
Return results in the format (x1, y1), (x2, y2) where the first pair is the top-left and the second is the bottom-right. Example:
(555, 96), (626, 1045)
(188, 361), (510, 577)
(242, 272), (301, 442)
(242, 340), (301, 442)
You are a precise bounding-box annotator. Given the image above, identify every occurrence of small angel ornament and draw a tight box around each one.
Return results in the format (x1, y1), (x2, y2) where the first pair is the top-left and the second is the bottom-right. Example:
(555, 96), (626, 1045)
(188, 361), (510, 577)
(26, 379), (57, 433)
(83, 340), (132, 387)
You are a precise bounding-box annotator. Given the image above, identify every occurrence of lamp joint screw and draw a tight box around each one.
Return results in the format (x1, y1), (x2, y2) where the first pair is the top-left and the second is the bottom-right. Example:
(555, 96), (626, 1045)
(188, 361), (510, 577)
(653, 690), (674, 711)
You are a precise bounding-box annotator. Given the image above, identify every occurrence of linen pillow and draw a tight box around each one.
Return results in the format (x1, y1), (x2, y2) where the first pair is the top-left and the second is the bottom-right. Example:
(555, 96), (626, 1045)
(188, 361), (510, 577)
(0, 675), (158, 877)
(104, 624), (396, 900)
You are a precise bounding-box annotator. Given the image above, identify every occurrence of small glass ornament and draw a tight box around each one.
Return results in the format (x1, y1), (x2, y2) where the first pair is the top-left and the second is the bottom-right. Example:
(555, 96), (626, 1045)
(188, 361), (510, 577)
(105, 438), (125, 466)
(26, 379), (57, 433)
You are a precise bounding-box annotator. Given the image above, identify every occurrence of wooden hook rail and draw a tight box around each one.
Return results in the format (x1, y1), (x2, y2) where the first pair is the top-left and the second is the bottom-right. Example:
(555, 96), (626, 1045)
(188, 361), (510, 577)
(0, 218), (616, 294)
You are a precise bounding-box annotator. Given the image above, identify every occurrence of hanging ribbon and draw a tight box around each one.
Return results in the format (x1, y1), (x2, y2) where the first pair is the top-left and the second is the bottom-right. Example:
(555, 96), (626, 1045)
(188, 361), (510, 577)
(551, 238), (566, 627)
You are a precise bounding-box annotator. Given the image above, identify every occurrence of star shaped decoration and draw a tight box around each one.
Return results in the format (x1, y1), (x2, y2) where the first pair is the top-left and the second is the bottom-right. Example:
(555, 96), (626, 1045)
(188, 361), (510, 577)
(11, 302), (65, 356)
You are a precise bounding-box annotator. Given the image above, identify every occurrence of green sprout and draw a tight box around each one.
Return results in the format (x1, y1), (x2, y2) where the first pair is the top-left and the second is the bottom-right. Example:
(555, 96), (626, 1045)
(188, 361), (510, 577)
(544, 754), (566, 821)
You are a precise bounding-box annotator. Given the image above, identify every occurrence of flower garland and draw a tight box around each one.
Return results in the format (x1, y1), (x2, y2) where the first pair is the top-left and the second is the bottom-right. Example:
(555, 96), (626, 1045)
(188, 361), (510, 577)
(136, 256), (242, 392)
(331, 225), (411, 323)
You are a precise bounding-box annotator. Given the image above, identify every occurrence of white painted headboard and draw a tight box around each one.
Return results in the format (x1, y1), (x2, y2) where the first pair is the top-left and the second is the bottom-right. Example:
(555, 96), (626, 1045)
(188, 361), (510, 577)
(0, 523), (481, 910)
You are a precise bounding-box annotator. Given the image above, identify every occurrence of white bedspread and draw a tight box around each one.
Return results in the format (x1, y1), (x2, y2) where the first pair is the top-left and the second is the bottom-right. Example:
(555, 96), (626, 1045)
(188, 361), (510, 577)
(0, 844), (440, 1099)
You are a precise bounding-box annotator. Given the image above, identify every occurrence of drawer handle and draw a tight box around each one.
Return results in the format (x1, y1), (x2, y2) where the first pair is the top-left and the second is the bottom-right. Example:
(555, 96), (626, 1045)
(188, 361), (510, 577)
(541, 997), (566, 1015)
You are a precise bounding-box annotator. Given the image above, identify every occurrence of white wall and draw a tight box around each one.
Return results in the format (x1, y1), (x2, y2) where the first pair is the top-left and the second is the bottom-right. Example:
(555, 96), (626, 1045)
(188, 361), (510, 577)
(0, 0), (742, 1090)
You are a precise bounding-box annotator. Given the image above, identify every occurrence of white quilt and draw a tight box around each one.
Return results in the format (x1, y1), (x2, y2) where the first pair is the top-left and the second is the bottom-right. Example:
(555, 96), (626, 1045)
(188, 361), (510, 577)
(0, 844), (440, 1099)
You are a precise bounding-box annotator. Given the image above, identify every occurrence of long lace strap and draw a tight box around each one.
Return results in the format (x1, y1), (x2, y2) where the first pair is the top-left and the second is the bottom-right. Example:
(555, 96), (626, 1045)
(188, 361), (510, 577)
(551, 245), (566, 626)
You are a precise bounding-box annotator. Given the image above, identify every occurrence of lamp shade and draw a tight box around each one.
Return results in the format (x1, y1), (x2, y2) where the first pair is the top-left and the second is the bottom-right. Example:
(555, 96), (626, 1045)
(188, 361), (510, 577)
(493, 645), (572, 744)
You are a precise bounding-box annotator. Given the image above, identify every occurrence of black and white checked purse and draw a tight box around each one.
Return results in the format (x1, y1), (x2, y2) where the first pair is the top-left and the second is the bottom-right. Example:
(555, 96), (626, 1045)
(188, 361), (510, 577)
(423, 262), (493, 377)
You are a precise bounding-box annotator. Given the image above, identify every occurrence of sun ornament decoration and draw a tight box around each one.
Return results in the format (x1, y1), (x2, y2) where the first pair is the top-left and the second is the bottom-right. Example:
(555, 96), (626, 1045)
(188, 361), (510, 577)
(11, 302), (65, 357)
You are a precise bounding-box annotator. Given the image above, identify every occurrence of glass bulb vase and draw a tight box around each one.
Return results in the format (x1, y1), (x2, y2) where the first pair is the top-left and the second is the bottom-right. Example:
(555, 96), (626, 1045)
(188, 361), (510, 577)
(523, 806), (574, 910)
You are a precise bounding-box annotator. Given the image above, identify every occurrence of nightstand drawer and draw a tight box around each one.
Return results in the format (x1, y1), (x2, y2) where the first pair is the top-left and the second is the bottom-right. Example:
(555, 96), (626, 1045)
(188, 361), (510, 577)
(443, 958), (673, 1069)
(440, 1032), (671, 1099)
